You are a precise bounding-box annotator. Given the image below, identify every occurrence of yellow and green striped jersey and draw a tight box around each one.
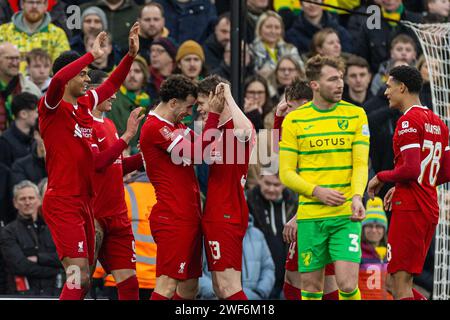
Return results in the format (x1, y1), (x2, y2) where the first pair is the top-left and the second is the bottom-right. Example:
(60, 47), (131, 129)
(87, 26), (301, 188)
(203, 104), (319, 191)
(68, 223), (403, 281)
(279, 100), (370, 220)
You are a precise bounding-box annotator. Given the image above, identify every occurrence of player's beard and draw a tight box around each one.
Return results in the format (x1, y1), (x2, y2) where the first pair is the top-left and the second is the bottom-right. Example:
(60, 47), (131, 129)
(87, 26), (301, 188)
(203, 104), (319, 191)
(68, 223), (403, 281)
(320, 87), (342, 104)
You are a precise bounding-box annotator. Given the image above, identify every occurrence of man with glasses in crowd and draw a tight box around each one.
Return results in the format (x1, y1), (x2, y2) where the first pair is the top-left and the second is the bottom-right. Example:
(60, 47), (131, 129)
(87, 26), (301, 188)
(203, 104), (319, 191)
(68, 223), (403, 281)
(0, 0), (70, 73)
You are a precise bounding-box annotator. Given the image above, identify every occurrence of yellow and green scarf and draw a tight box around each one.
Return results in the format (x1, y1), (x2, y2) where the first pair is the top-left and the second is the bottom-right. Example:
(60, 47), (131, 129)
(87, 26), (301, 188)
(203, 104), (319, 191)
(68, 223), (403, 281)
(382, 3), (404, 27)
(120, 85), (151, 109)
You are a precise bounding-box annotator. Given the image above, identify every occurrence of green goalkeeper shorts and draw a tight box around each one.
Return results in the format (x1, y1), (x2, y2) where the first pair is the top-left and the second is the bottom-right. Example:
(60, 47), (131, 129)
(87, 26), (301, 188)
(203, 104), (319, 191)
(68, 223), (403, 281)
(297, 217), (362, 272)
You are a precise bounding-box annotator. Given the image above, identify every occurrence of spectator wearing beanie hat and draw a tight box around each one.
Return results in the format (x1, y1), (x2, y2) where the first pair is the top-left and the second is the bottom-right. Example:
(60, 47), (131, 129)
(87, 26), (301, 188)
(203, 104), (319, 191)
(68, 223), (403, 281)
(80, 0), (141, 52)
(148, 37), (178, 99)
(174, 40), (208, 81)
(358, 197), (393, 300)
(70, 6), (108, 56)
(107, 55), (151, 154)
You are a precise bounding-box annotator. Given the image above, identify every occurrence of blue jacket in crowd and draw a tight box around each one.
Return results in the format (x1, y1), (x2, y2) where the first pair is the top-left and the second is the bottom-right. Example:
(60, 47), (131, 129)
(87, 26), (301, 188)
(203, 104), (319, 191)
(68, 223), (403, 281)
(198, 215), (275, 300)
(154, 0), (217, 45)
(285, 11), (353, 55)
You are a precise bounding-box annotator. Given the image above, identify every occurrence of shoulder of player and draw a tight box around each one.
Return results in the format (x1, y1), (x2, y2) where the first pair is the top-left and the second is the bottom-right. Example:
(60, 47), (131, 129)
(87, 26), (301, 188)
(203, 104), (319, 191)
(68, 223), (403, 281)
(336, 100), (366, 114)
(285, 102), (314, 121)
(398, 109), (423, 125)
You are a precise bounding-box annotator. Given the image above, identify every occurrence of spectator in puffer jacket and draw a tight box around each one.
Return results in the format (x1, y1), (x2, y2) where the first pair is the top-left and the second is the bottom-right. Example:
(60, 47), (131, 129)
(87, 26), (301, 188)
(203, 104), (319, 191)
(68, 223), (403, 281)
(0, 180), (62, 296)
(198, 214), (275, 300)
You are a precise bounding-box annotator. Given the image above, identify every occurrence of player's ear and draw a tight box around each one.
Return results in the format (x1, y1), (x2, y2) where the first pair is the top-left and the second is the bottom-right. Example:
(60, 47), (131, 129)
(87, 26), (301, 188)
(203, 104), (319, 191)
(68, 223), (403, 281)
(168, 98), (177, 109)
(400, 83), (406, 94)
(309, 80), (319, 91)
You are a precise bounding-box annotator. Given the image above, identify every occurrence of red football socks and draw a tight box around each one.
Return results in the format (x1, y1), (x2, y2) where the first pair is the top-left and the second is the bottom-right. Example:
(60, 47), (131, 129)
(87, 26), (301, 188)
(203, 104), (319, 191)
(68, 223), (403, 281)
(59, 283), (87, 300)
(323, 290), (339, 300)
(226, 290), (248, 300)
(117, 275), (139, 300)
(151, 292), (170, 300)
(283, 282), (301, 300)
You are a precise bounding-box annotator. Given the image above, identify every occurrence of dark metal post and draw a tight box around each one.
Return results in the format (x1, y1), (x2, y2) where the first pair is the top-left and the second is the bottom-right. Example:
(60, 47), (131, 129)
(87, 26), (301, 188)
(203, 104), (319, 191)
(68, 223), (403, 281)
(230, 0), (246, 107)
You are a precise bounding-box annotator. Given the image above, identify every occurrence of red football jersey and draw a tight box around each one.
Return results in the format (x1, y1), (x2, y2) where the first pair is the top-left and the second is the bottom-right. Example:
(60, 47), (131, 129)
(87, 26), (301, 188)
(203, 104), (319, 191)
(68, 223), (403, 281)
(139, 112), (202, 225)
(203, 119), (254, 225)
(91, 116), (128, 219)
(38, 91), (98, 196)
(391, 105), (449, 222)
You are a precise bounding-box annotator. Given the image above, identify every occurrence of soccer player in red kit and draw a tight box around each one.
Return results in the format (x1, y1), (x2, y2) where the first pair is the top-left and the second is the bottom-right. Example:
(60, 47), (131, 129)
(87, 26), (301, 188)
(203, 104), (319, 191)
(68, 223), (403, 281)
(140, 75), (224, 300)
(196, 76), (254, 300)
(368, 65), (450, 300)
(88, 69), (144, 300)
(38, 23), (140, 300)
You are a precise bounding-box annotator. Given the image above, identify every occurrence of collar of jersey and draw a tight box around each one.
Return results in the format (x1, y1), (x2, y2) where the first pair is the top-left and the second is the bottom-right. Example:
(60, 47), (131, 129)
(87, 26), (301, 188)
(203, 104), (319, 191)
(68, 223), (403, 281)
(311, 102), (338, 113)
(218, 117), (233, 128)
(92, 115), (104, 123)
(148, 111), (174, 126)
(404, 105), (428, 115)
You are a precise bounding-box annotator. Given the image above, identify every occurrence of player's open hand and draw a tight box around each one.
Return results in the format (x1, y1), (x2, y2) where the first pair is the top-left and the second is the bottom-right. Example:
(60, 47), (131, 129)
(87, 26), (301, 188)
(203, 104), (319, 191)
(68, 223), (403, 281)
(217, 82), (232, 99)
(128, 22), (140, 57)
(91, 31), (108, 60)
(122, 107), (145, 143)
(208, 89), (225, 114)
(313, 186), (346, 206)
(283, 215), (297, 243)
(367, 175), (384, 200)
(383, 187), (395, 211)
(350, 195), (365, 221)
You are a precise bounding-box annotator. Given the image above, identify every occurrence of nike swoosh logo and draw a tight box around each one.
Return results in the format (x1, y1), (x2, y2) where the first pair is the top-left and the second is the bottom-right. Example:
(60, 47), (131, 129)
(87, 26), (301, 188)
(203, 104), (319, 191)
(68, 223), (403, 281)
(98, 137), (106, 142)
(304, 125), (314, 130)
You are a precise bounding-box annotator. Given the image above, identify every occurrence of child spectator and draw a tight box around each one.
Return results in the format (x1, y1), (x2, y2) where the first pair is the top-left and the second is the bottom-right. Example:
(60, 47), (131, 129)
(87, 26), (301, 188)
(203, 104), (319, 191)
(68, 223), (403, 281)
(26, 49), (52, 94)
(370, 34), (417, 96)
(358, 197), (393, 300)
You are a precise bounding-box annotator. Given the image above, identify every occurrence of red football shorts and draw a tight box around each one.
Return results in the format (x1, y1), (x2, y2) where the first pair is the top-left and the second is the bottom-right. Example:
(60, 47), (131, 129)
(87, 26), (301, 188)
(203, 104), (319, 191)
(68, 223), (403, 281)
(285, 241), (335, 275)
(387, 209), (437, 275)
(202, 221), (246, 272)
(285, 242), (298, 272)
(42, 195), (95, 265)
(96, 213), (136, 273)
(150, 220), (202, 280)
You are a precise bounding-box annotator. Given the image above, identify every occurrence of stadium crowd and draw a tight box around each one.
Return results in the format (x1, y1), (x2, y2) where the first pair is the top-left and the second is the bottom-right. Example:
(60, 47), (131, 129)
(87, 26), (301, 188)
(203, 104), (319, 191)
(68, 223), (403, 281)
(0, 0), (445, 299)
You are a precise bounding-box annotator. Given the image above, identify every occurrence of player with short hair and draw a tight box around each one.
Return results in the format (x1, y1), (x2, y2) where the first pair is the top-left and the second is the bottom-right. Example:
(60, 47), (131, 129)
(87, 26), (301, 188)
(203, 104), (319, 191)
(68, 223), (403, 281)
(140, 75), (224, 300)
(274, 78), (339, 300)
(38, 23), (140, 300)
(196, 75), (254, 300)
(368, 65), (450, 300)
(88, 69), (145, 300)
(279, 55), (369, 300)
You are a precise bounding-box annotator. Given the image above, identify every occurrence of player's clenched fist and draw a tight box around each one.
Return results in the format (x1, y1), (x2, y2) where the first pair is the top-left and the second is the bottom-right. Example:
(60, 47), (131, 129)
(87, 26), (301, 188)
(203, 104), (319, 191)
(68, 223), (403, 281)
(383, 187), (395, 211)
(350, 195), (365, 222)
(367, 175), (384, 200)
